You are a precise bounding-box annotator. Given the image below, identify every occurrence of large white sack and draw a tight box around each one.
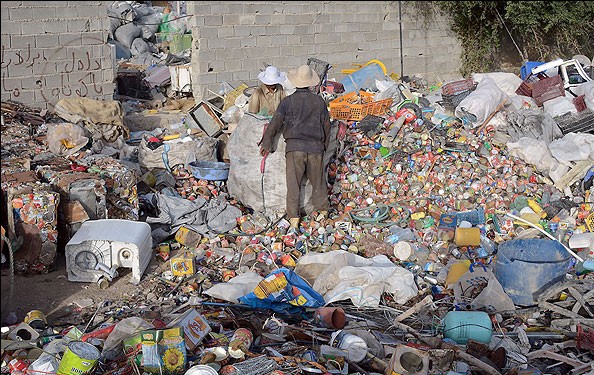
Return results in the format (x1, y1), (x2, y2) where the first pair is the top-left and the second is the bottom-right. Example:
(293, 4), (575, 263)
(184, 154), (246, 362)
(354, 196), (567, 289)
(227, 113), (288, 216)
(227, 113), (337, 216)
(455, 76), (508, 128)
(472, 72), (523, 98)
(506, 137), (568, 183)
(114, 23), (142, 49)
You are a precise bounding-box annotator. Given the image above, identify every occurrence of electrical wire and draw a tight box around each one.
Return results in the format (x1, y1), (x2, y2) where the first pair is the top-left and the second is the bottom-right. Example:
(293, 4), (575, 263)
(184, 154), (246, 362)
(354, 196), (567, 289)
(107, 13), (193, 26)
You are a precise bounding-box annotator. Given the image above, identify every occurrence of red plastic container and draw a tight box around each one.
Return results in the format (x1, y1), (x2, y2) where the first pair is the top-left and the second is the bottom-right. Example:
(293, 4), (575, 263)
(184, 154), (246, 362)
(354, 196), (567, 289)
(574, 95), (587, 112)
(531, 75), (565, 106)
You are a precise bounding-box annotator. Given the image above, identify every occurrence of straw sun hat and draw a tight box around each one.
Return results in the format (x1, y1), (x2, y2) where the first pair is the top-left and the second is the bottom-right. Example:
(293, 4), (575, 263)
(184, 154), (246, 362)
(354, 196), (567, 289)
(287, 65), (320, 88)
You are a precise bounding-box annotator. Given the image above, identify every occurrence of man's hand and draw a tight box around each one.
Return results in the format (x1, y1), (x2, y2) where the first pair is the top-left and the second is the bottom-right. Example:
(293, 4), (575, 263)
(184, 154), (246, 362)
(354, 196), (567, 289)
(260, 147), (270, 157)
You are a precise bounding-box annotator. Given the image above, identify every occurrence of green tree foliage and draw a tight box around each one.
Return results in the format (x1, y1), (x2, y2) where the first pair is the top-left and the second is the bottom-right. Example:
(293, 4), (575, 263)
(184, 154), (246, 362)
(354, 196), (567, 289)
(436, 1), (594, 76)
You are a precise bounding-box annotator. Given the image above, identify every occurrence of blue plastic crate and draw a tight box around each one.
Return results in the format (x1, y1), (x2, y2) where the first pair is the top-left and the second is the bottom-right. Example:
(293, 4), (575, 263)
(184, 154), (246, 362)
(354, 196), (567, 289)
(520, 61), (545, 80)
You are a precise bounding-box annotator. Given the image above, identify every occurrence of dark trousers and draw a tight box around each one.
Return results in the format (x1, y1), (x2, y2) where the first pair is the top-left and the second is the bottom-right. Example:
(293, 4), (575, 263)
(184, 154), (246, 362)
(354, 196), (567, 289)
(285, 151), (329, 218)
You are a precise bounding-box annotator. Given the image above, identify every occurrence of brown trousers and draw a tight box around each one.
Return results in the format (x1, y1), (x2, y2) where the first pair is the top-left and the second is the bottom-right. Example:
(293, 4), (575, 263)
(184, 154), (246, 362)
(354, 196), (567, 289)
(285, 151), (329, 218)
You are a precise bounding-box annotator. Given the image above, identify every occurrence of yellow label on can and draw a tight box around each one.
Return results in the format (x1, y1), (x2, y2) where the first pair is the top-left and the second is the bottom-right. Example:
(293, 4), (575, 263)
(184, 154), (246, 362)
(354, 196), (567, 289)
(24, 310), (47, 327)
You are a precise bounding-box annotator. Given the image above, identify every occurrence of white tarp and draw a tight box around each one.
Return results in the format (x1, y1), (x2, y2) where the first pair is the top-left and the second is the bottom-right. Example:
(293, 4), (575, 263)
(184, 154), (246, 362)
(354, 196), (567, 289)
(294, 250), (418, 307)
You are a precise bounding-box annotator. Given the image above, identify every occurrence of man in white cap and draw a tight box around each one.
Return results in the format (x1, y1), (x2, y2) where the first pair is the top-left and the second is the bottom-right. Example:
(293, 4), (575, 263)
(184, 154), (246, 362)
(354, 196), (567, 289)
(259, 65), (331, 230)
(248, 65), (287, 117)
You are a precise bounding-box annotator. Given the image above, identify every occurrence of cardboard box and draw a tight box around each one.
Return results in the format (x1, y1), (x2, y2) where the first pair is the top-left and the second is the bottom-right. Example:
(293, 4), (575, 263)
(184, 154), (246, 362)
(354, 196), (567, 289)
(175, 226), (202, 248)
(169, 308), (211, 351)
(170, 252), (195, 276)
(141, 327), (186, 375)
(437, 213), (457, 241)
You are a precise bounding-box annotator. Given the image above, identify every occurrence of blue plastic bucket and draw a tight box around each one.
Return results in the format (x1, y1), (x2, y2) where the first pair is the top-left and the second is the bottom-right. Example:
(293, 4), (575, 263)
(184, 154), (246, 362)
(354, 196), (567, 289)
(189, 161), (230, 181)
(494, 239), (571, 306)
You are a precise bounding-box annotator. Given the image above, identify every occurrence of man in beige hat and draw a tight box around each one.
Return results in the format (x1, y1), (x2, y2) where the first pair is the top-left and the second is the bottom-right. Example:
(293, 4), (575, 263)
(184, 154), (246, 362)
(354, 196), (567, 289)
(248, 65), (287, 117)
(259, 64), (331, 230)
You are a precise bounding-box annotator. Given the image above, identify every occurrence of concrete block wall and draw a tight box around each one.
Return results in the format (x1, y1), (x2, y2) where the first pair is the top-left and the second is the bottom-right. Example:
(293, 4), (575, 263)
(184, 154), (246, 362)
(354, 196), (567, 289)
(187, 1), (463, 101)
(1, 1), (115, 110)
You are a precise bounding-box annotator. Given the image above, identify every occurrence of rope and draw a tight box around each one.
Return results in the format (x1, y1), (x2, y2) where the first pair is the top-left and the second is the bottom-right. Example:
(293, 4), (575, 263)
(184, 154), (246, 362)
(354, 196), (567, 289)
(349, 204), (391, 223)
(495, 8), (526, 63)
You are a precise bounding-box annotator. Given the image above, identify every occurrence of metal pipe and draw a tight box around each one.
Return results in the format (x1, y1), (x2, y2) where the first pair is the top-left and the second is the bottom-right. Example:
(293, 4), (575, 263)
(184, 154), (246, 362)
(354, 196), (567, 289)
(399, 1), (404, 78)
(493, 332), (575, 340)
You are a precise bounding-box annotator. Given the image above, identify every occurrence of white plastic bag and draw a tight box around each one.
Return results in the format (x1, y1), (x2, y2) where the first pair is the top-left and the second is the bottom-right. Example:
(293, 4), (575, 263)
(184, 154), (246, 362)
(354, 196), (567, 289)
(102, 317), (153, 356)
(472, 72), (523, 98)
(542, 96), (577, 118)
(46, 123), (89, 156)
(453, 263), (515, 313)
(203, 271), (264, 303)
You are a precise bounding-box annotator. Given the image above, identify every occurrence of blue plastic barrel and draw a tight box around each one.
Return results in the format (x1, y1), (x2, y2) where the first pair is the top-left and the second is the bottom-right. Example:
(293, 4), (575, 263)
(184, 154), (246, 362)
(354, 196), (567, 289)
(340, 63), (386, 94)
(494, 239), (571, 306)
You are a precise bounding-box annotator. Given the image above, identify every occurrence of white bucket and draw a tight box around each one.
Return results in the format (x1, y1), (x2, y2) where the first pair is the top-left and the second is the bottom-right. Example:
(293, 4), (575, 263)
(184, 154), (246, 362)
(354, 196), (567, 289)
(185, 364), (218, 375)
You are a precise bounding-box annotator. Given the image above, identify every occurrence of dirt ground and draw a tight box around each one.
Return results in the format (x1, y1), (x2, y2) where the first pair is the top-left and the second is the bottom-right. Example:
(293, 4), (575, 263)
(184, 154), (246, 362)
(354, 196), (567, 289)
(0, 251), (158, 326)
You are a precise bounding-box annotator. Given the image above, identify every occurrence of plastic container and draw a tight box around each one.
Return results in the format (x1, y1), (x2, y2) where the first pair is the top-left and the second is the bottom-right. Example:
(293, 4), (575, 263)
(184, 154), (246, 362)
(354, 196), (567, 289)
(339, 63), (386, 94)
(329, 91), (393, 121)
(494, 239), (572, 306)
(185, 365), (218, 375)
(189, 161), (230, 181)
(520, 61), (545, 81)
(442, 311), (493, 344)
(454, 227), (481, 247)
(532, 75), (565, 106)
(393, 241), (414, 260)
(330, 330), (368, 362)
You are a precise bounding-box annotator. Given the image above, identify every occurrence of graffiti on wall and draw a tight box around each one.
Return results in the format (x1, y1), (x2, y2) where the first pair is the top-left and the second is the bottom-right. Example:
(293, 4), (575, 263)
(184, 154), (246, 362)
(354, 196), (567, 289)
(1, 37), (108, 104)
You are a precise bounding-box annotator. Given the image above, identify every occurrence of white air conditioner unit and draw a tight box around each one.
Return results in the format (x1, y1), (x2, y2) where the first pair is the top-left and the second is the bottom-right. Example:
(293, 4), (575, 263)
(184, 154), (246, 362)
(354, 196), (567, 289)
(65, 219), (152, 285)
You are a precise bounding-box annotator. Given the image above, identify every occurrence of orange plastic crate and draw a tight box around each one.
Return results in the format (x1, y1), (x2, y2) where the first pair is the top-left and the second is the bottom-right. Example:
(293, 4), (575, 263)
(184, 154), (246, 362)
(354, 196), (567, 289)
(329, 91), (393, 121)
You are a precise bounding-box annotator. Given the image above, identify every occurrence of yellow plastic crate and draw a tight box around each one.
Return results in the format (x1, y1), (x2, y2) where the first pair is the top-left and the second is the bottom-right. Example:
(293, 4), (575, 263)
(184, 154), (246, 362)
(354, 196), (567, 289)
(329, 91), (393, 121)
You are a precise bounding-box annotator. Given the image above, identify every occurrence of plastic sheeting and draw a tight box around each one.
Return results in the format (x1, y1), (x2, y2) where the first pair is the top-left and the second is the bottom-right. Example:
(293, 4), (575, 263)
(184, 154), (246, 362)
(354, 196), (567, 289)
(203, 272), (264, 303)
(145, 192), (241, 235)
(294, 250), (418, 307)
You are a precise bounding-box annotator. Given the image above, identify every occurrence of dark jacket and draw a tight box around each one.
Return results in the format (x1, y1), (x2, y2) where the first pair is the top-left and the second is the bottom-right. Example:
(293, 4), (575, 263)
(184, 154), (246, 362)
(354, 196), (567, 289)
(260, 88), (331, 154)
